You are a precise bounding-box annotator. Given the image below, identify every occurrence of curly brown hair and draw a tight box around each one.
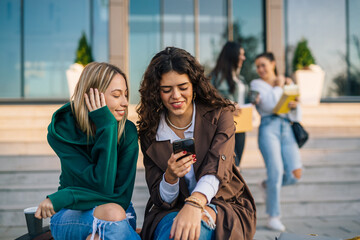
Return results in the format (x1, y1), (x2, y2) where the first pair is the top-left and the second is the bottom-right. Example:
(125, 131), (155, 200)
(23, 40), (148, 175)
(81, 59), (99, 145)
(137, 47), (234, 141)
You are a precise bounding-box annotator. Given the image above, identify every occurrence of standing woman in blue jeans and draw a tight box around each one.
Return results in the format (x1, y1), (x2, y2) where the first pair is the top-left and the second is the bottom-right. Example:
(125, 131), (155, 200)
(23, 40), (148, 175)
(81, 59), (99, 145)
(250, 52), (302, 232)
(34, 62), (140, 240)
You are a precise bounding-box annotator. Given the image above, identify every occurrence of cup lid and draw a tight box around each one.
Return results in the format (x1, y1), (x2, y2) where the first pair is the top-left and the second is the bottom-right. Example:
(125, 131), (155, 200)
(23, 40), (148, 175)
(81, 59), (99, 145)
(24, 206), (38, 213)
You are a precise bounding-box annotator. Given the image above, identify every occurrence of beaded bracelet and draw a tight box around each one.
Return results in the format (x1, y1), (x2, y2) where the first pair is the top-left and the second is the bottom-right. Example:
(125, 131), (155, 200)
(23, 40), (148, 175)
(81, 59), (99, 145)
(185, 201), (203, 210)
(184, 196), (205, 211)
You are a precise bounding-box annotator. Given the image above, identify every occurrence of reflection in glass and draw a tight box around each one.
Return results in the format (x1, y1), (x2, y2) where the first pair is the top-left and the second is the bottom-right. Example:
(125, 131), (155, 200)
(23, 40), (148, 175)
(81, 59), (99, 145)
(347, 0), (360, 96)
(199, 0), (227, 74)
(24, 0), (90, 99)
(286, 0), (347, 97)
(232, 0), (264, 84)
(129, 0), (161, 104)
(92, 0), (109, 62)
(163, 0), (195, 55)
(0, 0), (21, 98)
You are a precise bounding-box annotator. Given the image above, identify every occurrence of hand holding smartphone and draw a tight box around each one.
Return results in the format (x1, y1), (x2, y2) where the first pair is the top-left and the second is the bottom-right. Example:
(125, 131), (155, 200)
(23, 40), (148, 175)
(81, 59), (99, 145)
(172, 138), (195, 161)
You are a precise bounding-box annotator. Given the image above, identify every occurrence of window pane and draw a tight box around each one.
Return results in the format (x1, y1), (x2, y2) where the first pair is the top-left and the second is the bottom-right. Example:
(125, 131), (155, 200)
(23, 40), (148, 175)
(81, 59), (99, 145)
(24, 0), (90, 99)
(199, 0), (227, 74)
(286, 0), (346, 98)
(233, 0), (265, 84)
(129, 0), (161, 104)
(92, 0), (109, 62)
(348, 0), (360, 96)
(163, 0), (195, 55)
(0, 0), (21, 98)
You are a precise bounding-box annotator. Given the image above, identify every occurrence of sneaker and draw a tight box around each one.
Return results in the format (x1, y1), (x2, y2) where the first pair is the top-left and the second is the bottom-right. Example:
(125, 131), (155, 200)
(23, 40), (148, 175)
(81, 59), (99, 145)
(267, 217), (286, 232)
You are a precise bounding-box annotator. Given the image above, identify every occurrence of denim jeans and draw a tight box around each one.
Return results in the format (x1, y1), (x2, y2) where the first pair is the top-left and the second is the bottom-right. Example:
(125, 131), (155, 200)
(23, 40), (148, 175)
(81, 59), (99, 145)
(153, 204), (217, 240)
(258, 116), (302, 217)
(50, 202), (140, 240)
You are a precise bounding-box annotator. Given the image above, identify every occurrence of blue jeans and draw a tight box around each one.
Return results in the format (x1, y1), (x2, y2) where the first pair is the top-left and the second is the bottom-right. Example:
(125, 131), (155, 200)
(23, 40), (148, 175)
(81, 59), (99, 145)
(50, 203), (140, 240)
(258, 116), (302, 217)
(154, 204), (217, 240)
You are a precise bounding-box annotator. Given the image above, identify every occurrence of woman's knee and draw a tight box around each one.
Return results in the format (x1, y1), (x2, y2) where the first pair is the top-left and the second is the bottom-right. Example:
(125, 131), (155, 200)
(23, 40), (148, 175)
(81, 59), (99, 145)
(93, 203), (126, 222)
(292, 168), (302, 179)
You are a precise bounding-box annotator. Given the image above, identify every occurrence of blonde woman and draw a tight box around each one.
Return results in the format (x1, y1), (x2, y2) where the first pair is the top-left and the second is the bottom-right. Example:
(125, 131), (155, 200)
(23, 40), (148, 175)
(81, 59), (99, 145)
(35, 62), (140, 240)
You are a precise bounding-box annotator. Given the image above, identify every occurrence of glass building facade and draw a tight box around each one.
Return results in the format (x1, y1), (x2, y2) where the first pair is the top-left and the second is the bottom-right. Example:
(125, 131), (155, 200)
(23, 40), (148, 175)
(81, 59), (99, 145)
(285, 0), (360, 98)
(129, 0), (265, 103)
(0, 0), (108, 100)
(1, 0), (359, 103)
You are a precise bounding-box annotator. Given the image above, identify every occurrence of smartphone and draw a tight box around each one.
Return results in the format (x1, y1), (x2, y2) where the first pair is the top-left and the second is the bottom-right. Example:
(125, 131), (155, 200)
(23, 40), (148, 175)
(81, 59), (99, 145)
(249, 90), (259, 104)
(172, 138), (195, 161)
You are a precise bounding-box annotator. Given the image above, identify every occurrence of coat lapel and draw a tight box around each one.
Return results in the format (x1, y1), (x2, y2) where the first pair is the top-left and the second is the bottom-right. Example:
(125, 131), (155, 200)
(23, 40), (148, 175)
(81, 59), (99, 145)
(193, 104), (217, 178)
(146, 139), (191, 197)
(146, 140), (172, 172)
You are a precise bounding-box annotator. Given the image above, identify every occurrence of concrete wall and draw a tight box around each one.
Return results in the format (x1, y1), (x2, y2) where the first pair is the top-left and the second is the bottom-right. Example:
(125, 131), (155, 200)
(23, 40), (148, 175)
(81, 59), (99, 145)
(266, 0), (285, 75)
(109, 0), (129, 76)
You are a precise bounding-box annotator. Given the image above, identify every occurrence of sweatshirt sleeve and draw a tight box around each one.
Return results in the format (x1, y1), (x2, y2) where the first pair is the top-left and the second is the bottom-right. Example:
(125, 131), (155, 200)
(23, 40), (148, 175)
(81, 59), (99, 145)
(47, 106), (119, 209)
(113, 121), (139, 210)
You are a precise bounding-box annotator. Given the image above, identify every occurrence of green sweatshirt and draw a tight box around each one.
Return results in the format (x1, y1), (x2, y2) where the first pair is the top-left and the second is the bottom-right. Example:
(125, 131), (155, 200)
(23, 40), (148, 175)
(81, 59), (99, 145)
(47, 102), (139, 212)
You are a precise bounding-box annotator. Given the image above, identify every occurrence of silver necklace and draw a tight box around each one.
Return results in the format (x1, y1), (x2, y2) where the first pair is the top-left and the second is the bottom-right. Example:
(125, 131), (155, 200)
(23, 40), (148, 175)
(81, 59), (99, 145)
(166, 115), (192, 130)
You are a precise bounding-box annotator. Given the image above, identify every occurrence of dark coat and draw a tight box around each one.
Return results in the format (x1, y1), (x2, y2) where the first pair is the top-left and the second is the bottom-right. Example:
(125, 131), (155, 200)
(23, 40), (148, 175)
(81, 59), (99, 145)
(140, 103), (256, 240)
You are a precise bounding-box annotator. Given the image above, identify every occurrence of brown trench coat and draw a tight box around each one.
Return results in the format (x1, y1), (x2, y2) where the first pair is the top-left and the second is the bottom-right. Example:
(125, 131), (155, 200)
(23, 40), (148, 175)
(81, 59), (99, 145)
(140, 103), (256, 240)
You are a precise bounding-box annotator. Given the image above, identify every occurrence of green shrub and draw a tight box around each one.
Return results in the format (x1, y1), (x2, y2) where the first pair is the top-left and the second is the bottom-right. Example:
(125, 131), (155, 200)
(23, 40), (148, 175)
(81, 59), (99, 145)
(292, 39), (315, 72)
(75, 32), (93, 66)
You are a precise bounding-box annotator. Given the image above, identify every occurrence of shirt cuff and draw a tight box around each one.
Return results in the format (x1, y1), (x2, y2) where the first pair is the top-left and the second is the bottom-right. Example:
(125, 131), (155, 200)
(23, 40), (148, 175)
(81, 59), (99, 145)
(159, 173), (180, 203)
(192, 175), (220, 204)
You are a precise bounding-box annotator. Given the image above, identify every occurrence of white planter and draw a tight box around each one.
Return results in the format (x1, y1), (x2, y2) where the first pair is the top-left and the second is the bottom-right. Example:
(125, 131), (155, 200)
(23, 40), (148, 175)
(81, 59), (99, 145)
(294, 64), (325, 106)
(66, 63), (84, 99)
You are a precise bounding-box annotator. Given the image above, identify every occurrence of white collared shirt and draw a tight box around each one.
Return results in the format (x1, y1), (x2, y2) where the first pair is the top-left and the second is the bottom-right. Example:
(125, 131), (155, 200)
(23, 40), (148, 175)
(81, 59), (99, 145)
(156, 103), (220, 204)
(250, 79), (302, 122)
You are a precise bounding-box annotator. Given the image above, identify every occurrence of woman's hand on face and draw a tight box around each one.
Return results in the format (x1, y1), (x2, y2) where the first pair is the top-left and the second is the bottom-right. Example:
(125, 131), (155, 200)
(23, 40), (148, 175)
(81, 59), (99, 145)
(84, 88), (106, 112)
(35, 198), (55, 219)
(170, 203), (202, 240)
(165, 152), (196, 184)
(285, 77), (294, 85)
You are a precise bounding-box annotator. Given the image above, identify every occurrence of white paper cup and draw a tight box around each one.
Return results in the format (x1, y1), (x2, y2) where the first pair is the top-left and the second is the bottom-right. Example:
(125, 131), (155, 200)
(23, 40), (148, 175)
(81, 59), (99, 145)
(24, 207), (43, 237)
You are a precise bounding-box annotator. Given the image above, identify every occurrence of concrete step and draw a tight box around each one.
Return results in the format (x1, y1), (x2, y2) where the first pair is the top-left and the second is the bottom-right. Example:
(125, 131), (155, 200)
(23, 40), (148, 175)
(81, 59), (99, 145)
(0, 226), (28, 240)
(0, 171), (60, 187)
(0, 129), (48, 142)
(0, 142), (55, 155)
(0, 156), (60, 172)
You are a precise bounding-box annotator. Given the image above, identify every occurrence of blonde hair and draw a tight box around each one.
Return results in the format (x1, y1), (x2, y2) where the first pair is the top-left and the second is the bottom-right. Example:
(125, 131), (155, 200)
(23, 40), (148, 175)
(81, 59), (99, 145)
(71, 62), (129, 142)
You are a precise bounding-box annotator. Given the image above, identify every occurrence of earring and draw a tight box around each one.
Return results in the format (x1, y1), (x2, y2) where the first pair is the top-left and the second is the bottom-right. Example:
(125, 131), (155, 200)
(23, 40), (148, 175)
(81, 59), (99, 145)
(193, 92), (196, 101)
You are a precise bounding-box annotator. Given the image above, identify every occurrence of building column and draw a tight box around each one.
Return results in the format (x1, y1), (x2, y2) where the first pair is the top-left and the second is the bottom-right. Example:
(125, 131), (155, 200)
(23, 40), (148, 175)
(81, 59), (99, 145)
(109, 0), (129, 76)
(266, 0), (285, 75)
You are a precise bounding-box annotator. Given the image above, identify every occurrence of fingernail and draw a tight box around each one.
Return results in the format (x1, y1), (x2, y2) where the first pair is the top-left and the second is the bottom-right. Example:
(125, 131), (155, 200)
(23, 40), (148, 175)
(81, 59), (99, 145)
(192, 154), (196, 158)
(183, 151), (187, 154)
(194, 158), (197, 162)
(169, 234), (172, 239)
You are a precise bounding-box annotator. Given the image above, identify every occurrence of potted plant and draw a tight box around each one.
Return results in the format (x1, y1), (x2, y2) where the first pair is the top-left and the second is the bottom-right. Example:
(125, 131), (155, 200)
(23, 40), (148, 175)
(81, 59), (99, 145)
(292, 39), (325, 105)
(66, 32), (94, 98)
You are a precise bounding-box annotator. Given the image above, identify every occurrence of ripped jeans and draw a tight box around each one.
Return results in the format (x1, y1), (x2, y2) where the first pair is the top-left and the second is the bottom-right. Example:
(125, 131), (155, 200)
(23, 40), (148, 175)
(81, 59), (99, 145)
(50, 203), (140, 240)
(259, 115), (302, 217)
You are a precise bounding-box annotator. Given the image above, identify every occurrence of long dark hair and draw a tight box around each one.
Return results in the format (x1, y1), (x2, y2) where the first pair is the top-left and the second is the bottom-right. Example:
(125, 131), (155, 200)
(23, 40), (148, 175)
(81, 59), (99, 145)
(255, 52), (278, 76)
(137, 47), (234, 140)
(211, 41), (241, 93)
